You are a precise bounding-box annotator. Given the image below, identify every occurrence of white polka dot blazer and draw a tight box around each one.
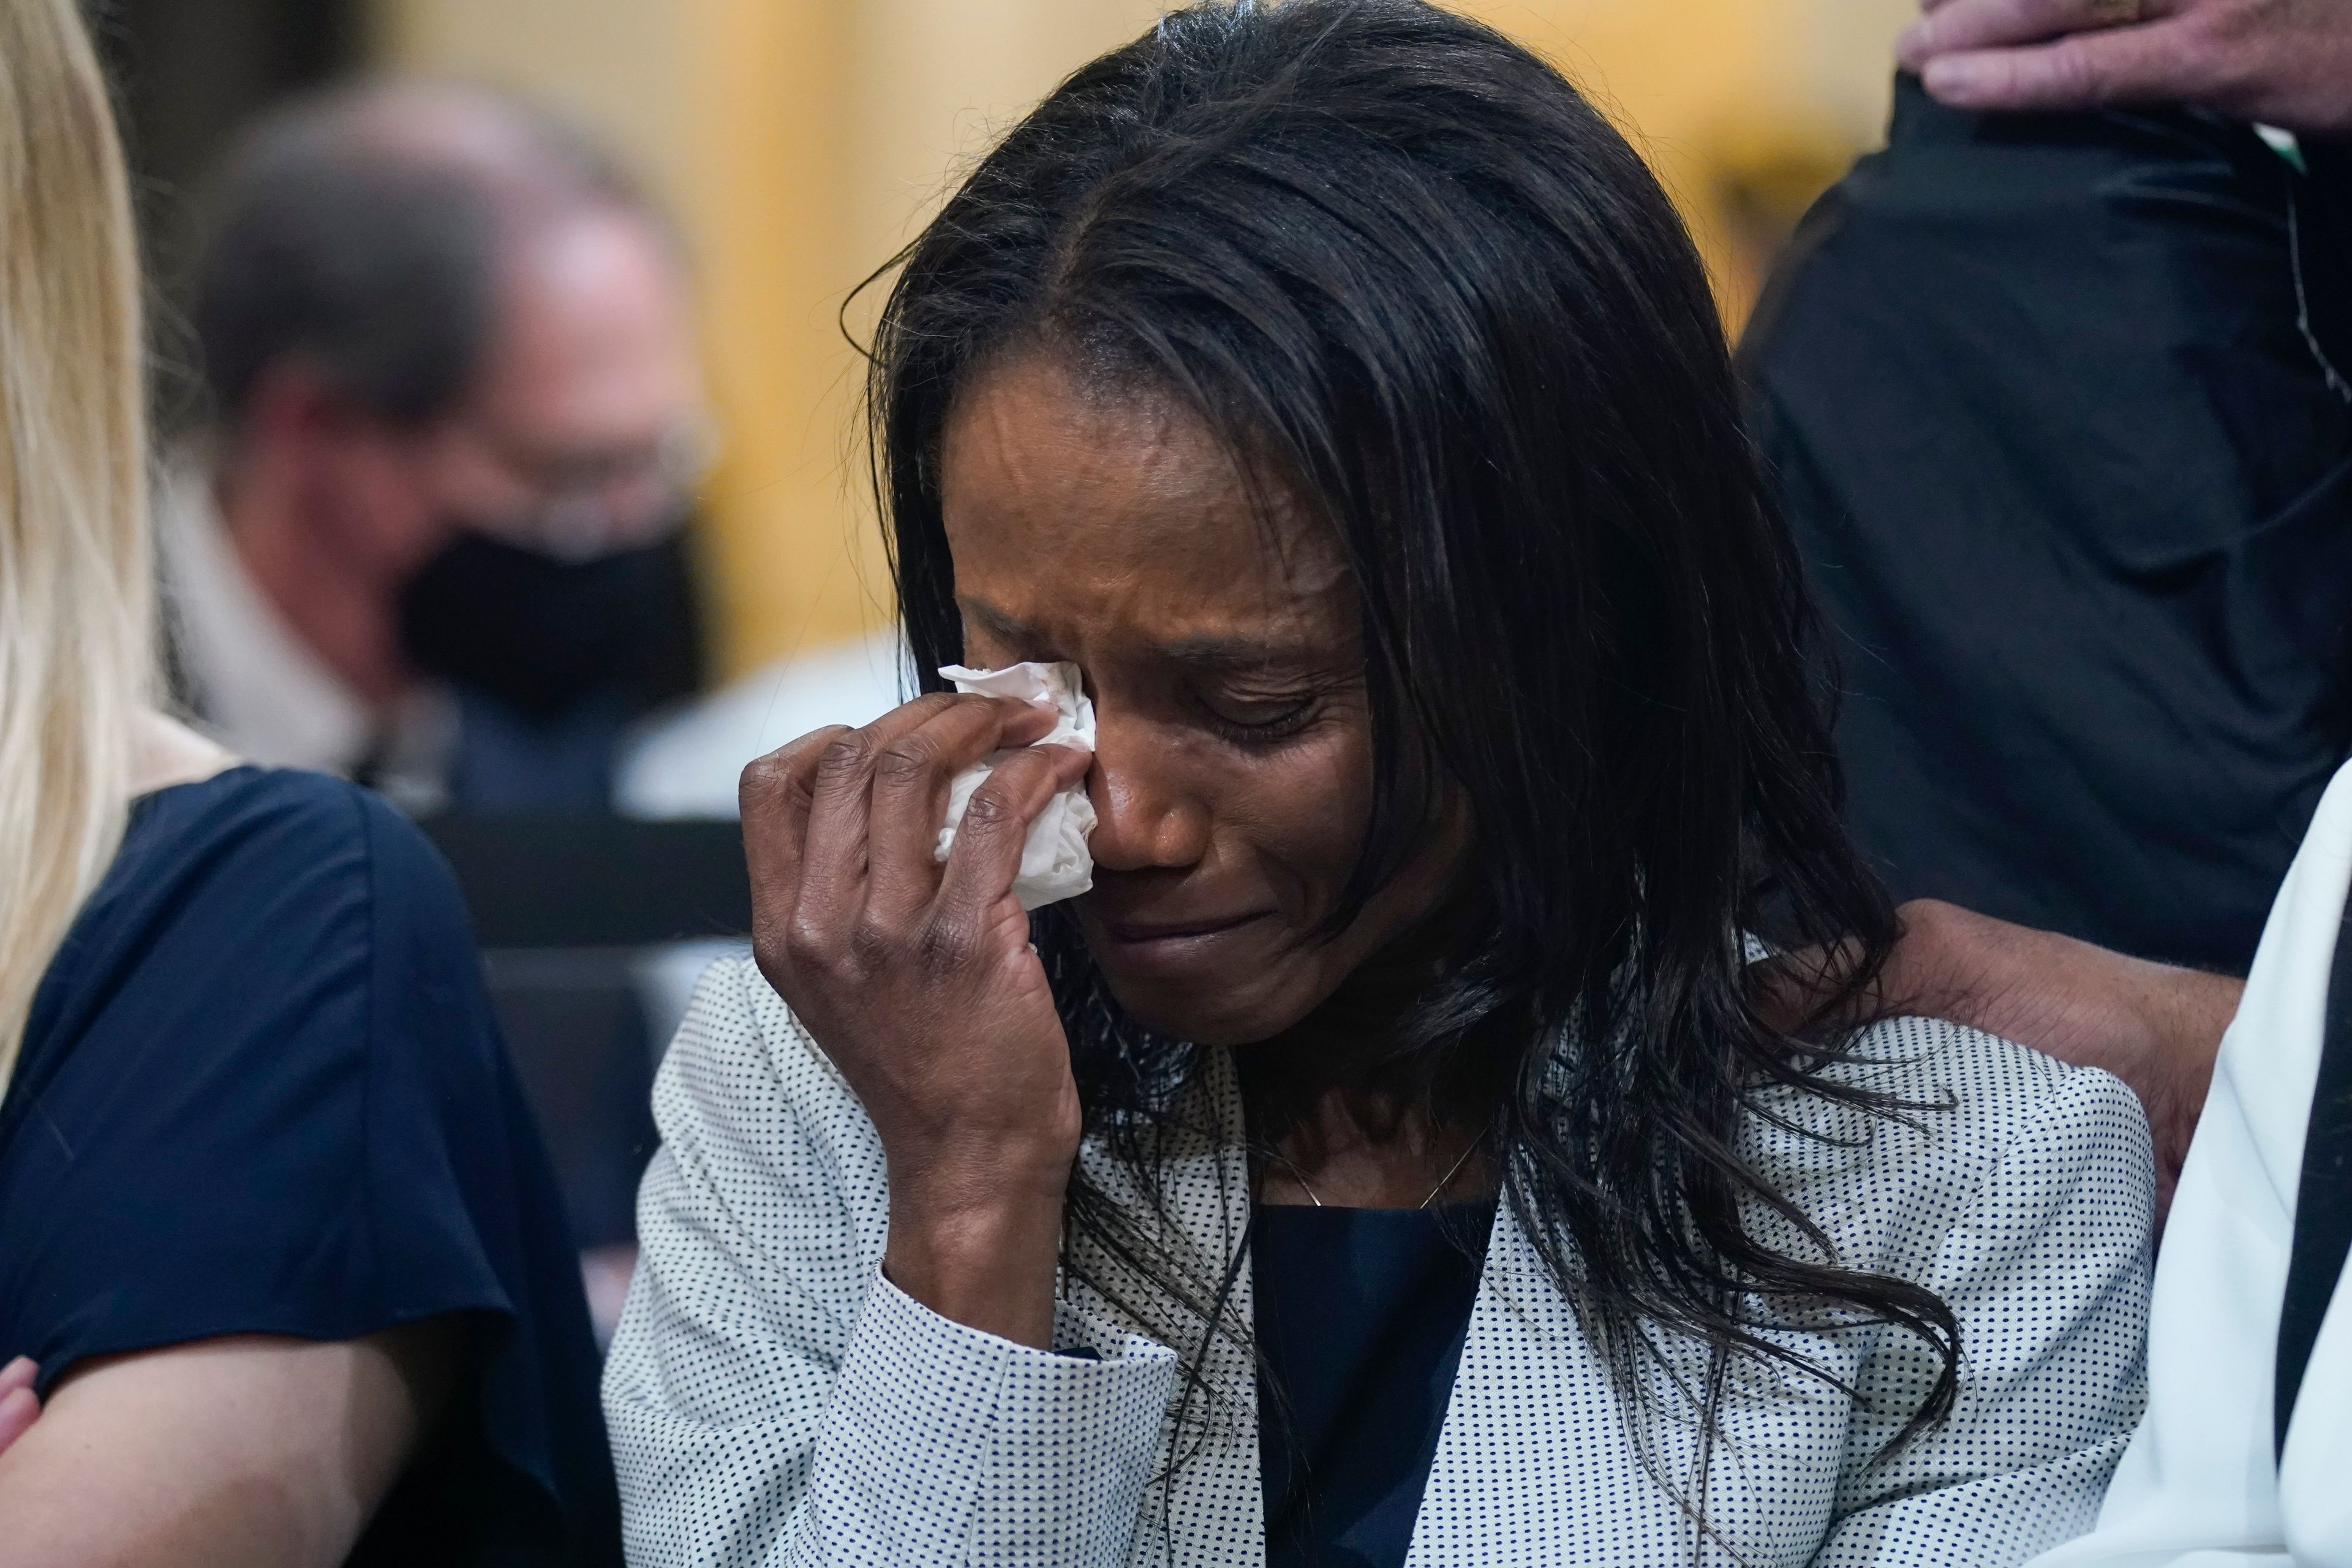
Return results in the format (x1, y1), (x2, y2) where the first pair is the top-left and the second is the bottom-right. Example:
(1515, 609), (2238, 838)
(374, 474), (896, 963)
(603, 957), (2152, 1567)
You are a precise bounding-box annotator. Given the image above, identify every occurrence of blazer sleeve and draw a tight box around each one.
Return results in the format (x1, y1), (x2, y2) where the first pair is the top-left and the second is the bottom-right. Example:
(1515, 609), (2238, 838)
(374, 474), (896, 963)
(600, 958), (1179, 1568)
(1810, 1063), (2155, 1568)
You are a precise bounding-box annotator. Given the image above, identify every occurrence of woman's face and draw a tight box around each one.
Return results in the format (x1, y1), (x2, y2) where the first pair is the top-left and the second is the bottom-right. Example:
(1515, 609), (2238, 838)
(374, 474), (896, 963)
(940, 352), (1460, 1048)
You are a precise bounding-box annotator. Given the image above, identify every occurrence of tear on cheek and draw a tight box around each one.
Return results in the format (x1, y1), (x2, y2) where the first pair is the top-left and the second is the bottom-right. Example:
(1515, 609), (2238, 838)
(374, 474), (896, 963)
(932, 661), (1098, 908)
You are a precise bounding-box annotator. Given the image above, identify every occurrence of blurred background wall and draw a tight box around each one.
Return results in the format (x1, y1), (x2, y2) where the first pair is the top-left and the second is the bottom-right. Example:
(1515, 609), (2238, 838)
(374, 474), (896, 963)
(96, 0), (1918, 686)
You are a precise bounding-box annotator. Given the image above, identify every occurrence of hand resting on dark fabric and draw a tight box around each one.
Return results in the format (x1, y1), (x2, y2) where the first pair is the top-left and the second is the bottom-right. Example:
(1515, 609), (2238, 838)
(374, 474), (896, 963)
(1898, 0), (2352, 135)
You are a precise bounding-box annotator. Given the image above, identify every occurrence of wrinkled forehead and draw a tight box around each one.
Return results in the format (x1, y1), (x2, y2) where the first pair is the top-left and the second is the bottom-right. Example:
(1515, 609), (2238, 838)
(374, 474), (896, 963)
(938, 350), (1356, 665)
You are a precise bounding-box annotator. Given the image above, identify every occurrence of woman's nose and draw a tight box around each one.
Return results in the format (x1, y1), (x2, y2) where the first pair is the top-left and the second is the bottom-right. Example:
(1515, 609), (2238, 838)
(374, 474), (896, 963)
(1084, 715), (1211, 873)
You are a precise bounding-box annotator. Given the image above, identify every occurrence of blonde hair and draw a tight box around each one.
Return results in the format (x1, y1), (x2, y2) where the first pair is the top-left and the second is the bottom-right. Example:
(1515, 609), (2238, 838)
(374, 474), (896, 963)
(0, 0), (153, 1091)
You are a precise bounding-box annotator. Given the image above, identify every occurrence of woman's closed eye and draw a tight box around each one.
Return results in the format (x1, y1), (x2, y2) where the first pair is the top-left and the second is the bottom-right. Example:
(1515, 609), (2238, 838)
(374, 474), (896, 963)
(1193, 687), (1323, 746)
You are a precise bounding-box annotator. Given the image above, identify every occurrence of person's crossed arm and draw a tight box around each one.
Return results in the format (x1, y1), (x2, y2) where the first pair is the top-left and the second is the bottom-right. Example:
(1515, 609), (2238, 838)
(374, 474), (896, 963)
(0, 1325), (453, 1567)
(1899, 0), (2352, 136)
(0, 1358), (34, 1457)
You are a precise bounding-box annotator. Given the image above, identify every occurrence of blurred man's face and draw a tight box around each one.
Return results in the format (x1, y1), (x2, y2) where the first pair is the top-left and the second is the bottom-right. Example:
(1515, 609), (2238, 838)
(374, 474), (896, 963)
(410, 205), (709, 560)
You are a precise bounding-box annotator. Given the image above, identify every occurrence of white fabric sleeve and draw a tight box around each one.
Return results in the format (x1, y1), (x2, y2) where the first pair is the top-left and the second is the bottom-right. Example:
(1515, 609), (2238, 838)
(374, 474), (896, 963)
(1811, 1065), (2155, 1568)
(601, 959), (1178, 1567)
(2021, 760), (2352, 1568)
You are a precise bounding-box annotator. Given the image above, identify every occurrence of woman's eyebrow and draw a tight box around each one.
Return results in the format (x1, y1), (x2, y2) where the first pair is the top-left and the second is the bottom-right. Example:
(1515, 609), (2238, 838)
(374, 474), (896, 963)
(1156, 635), (1336, 675)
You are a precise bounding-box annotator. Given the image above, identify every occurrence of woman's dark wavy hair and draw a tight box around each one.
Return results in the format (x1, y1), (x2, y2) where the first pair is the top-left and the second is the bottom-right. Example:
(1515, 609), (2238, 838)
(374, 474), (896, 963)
(862, 0), (1956, 1501)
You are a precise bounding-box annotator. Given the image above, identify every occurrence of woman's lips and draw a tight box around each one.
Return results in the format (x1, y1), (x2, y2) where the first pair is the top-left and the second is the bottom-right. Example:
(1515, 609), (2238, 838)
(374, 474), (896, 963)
(1091, 910), (1272, 971)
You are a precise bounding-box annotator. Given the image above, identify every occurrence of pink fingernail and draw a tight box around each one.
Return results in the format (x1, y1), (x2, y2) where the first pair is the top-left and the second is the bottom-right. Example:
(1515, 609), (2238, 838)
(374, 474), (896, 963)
(1921, 56), (1980, 96)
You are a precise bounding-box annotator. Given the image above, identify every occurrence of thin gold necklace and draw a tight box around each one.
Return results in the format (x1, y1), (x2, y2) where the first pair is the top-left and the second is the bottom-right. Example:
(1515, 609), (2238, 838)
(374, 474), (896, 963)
(1265, 1122), (1491, 1210)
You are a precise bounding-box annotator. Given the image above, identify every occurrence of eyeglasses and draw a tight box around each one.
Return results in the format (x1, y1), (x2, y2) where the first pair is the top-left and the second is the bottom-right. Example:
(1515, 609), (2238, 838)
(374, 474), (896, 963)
(460, 414), (720, 562)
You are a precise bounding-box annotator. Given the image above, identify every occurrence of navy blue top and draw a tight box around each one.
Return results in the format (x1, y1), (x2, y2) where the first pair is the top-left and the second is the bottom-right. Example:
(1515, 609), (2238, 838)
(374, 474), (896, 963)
(1254, 1200), (1495, 1568)
(0, 767), (620, 1566)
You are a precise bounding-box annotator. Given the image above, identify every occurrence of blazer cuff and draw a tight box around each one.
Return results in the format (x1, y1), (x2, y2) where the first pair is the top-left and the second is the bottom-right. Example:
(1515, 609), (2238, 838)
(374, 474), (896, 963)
(804, 1267), (1177, 1566)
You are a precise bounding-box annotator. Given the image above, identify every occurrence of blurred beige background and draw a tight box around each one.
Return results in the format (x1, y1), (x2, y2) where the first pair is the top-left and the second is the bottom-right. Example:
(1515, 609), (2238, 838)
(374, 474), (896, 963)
(375, 0), (1918, 679)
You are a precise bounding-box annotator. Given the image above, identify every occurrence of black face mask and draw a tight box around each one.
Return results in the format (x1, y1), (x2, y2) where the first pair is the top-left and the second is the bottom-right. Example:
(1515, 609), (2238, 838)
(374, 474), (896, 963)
(398, 524), (707, 722)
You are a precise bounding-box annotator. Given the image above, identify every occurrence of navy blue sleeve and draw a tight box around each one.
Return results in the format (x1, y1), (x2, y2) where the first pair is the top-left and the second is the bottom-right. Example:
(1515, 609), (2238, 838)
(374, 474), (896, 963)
(0, 767), (619, 1566)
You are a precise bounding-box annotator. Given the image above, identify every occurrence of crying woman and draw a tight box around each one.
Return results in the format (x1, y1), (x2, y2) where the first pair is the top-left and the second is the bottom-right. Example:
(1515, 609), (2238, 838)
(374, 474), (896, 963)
(600, 4), (2151, 1565)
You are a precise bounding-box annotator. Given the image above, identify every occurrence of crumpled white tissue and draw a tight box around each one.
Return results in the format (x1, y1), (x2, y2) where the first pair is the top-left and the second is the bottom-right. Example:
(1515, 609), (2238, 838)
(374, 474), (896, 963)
(932, 662), (1097, 910)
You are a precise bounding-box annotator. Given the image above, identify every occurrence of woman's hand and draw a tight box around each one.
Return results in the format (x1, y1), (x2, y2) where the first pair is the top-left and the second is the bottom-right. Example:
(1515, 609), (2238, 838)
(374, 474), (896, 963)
(0, 1358), (37, 1458)
(739, 693), (1094, 1348)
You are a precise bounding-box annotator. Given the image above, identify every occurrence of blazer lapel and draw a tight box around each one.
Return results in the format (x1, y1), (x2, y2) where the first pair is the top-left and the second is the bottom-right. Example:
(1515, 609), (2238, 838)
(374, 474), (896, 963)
(1409, 1203), (1709, 1566)
(1068, 1046), (1265, 1567)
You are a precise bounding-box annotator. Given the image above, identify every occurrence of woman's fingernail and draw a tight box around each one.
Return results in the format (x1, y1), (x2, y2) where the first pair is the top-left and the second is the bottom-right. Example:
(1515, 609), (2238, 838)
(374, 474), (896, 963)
(1921, 56), (1981, 97)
